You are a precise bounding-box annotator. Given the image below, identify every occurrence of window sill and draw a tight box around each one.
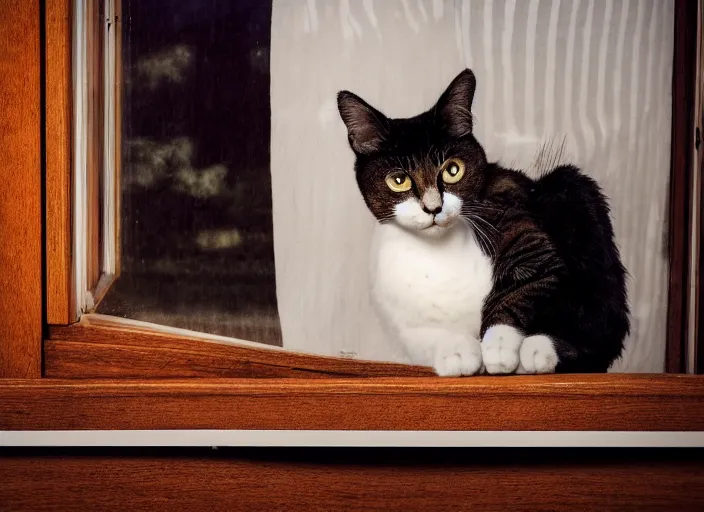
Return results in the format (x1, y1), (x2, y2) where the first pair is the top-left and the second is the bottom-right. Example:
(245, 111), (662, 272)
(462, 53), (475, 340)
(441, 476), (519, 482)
(2, 374), (703, 431)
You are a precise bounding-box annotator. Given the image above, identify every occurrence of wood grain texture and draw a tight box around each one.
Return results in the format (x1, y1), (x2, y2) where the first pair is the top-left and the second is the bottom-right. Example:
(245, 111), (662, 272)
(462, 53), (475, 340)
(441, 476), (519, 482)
(2, 375), (704, 430)
(697, 0), (704, 375)
(0, 1), (42, 378)
(667, 0), (698, 373)
(46, 323), (434, 378)
(46, 0), (75, 325)
(113, 0), (122, 277)
(2, 449), (704, 512)
(700, 134), (704, 372)
(86, 0), (103, 290)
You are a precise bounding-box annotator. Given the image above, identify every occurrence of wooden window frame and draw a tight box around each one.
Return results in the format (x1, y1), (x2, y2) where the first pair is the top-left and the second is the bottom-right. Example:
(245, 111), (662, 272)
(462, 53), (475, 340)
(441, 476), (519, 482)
(1, 0), (704, 434)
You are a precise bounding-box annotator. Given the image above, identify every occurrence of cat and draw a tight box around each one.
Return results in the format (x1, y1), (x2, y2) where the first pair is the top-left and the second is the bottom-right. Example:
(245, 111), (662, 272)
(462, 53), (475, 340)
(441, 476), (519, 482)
(337, 69), (630, 376)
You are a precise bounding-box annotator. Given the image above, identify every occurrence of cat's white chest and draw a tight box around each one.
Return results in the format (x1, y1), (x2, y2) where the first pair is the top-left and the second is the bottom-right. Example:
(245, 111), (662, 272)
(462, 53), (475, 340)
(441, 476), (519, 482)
(369, 223), (494, 340)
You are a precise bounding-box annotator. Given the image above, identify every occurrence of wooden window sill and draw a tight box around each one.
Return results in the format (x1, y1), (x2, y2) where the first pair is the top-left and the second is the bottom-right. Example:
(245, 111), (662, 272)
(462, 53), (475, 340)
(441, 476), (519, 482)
(2, 374), (703, 431)
(0, 321), (689, 432)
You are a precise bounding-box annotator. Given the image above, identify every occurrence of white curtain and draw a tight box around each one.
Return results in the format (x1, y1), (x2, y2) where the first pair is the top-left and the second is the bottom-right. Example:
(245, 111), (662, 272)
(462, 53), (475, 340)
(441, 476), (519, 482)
(270, 0), (674, 372)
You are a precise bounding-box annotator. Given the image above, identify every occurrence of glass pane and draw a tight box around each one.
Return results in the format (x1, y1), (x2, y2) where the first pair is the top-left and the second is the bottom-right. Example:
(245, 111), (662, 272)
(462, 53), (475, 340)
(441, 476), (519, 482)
(98, 0), (280, 345)
(99, 0), (675, 373)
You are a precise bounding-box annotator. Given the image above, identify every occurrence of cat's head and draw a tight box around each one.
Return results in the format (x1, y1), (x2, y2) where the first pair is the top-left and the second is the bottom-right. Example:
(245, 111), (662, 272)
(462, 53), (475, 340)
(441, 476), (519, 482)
(337, 69), (487, 236)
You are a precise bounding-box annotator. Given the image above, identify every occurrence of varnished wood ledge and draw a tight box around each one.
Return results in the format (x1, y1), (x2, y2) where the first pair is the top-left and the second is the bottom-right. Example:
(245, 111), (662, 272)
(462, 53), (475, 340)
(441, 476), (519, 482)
(2, 375), (704, 431)
(33, 322), (704, 432)
(46, 323), (435, 378)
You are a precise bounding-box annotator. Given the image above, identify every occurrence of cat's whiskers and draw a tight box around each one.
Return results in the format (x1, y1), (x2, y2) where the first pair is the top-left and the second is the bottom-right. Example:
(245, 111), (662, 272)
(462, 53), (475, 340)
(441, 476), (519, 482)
(477, 225), (496, 254)
(460, 215), (496, 255)
(460, 207), (498, 226)
(461, 210), (498, 234)
(461, 203), (503, 214)
(461, 216), (487, 250)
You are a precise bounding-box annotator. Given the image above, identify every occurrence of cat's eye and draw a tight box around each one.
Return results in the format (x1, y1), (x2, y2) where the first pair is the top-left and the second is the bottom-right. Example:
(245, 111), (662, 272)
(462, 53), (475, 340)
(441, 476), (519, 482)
(385, 172), (412, 193)
(441, 160), (465, 184)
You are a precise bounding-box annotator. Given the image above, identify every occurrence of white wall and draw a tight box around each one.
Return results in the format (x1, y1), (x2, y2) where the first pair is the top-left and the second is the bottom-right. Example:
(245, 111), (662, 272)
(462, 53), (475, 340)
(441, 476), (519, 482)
(270, 0), (674, 372)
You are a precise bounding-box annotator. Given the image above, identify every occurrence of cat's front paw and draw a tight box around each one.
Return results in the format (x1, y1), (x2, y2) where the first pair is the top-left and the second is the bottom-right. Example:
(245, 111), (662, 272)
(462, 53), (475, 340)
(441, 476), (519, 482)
(481, 324), (524, 374)
(433, 336), (483, 377)
(516, 335), (558, 374)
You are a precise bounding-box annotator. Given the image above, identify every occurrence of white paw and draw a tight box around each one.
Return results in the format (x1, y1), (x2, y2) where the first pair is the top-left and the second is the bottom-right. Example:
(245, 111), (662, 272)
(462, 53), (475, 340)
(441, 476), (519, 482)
(481, 324), (524, 374)
(433, 337), (483, 377)
(516, 335), (559, 374)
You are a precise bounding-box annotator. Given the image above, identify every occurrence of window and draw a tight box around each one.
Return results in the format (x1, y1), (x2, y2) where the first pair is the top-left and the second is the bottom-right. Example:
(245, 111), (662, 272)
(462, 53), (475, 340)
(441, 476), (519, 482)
(96, 0), (281, 345)
(67, 0), (682, 373)
(1, 0), (703, 439)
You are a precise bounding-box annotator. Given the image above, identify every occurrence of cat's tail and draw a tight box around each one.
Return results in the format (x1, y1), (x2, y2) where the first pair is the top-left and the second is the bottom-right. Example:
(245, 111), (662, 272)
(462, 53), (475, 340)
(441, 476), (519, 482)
(531, 165), (622, 276)
(530, 165), (630, 370)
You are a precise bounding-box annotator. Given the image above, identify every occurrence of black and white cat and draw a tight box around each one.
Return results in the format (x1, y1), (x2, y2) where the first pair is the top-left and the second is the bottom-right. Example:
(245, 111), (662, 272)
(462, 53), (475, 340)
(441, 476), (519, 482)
(337, 69), (629, 376)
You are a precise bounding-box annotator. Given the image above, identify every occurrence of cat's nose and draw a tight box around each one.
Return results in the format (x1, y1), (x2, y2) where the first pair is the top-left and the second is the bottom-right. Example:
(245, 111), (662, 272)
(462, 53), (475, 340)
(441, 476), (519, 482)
(422, 205), (443, 215)
(421, 190), (443, 215)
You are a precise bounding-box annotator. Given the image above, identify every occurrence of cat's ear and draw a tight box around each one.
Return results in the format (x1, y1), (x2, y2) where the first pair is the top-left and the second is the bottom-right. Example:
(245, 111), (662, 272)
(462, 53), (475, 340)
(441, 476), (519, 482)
(434, 69), (476, 138)
(337, 91), (390, 155)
